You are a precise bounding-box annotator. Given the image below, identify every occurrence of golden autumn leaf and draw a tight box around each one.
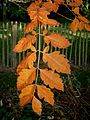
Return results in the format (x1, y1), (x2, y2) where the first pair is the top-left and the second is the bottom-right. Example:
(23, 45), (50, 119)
(32, 96), (42, 115)
(16, 52), (31, 73)
(85, 24), (90, 31)
(40, 69), (64, 90)
(43, 46), (49, 53)
(27, 52), (36, 68)
(72, 7), (79, 15)
(37, 85), (54, 105)
(17, 67), (36, 91)
(27, 2), (39, 20)
(78, 15), (89, 24)
(19, 85), (35, 107)
(78, 21), (85, 31)
(68, 0), (83, 7)
(42, 2), (59, 12)
(70, 18), (79, 33)
(13, 35), (36, 52)
(53, 0), (65, 5)
(43, 29), (48, 35)
(44, 33), (71, 48)
(43, 51), (71, 74)
(24, 20), (38, 34)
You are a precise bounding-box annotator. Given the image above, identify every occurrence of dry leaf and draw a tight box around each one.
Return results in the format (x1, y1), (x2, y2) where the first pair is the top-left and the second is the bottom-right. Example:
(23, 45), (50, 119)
(19, 85), (35, 107)
(72, 7), (79, 15)
(43, 46), (49, 53)
(37, 85), (54, 105)
(43, 51), (71, 74)
(13, 35), (36, 52)
(78, 15), (89, 24)
(85, 24), (90, 31)
(16, 52), (31, 73)
(24, 20), (38, 34)
(78, 21), (85, 31)
(70, 18), (79, 33)
(40, 69), (64, 90)
(32, 96), (42, 115)
(44, 33), (71, 48)
(17, 67), (36, 91)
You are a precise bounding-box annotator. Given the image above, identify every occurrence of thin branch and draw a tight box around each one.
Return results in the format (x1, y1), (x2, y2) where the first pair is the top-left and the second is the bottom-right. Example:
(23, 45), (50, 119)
(56, 12), (73, 21)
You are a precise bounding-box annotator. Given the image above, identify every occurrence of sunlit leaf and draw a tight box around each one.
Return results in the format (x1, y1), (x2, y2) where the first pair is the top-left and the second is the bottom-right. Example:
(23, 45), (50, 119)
(43, 51), (71, 74)
(70, 18), (79, 33)
(37, 85), (54, 105)
(32, 96), (42, 115)
(44, 33), (71, 48)
(17, 67), (36, 91)
(19, 85), (35, 107)
(40, 69), (64, 90)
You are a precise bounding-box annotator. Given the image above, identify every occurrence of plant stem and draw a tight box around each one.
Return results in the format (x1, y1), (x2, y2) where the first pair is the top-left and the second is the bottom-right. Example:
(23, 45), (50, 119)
(36, 23), (41, 84)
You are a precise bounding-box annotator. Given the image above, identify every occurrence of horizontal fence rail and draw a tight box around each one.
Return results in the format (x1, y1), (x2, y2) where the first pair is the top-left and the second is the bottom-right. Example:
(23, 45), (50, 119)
(0, 21), (90, 69)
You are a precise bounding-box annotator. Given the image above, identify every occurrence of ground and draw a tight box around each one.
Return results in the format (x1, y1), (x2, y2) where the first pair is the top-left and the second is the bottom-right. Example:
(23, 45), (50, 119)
(0, 67), (90, 120)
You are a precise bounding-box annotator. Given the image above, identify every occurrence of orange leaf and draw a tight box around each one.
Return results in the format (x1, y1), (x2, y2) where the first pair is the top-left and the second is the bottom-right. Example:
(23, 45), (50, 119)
(85, 24), (90, 31)
(72, 7), (79, 15)
(43, 51), (71, 74)
(78, 15), (89, 24)
(43, 30), (48, 35)
(78, 21), (85, 31)
(44, 33), (71, 48)
(43, 46), (49, 53)
(70, 18), (79, 33)
(53, 0), (65, 5)
(32, 96), (42, 115)
(13, 35), (36, 52)
(68, 0), (83, 7)
(37, 85), (54, 105)
(17, 67), (36, 91)
(16, 52), (31, 73)
(19, 85), (35, 107)
(24, 20), (38, 34)
(27, 52), (36, 68)
(27, 2), (39, 20)
(42, 2), (59, 12)
(40, 69), (64, 90)
(75, 0), (83, 6)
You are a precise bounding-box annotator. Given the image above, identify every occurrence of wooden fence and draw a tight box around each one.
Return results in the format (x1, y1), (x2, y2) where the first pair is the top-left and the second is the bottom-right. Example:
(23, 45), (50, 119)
(0, 21), (90, 68)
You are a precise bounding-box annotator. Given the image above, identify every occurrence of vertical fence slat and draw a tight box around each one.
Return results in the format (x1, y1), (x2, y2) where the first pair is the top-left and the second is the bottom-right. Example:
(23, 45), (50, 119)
(2, 22), (5, 66)
(85, 32), (88, 65)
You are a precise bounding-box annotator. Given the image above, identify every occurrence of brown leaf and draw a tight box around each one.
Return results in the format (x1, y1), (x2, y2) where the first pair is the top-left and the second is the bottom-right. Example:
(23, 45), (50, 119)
(17, 67), (36, 91)
(70, 18), (79, 33)
(44, 33), (71, 48)
(40, 69), (64, 90)
(37, 85), (54, 105)
(32, 96), (42, 115)
(43, 51), (71, 74)
(13, 35), (36, 52)
(19, 85), (35, 107)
